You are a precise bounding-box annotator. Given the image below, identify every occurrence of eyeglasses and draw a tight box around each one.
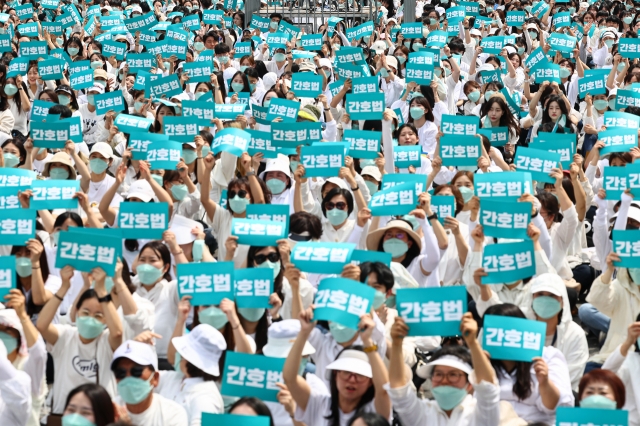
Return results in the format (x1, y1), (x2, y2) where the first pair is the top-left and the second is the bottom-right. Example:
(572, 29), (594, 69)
(384, 232), (407, 240)
(228, 189), (248, 199)
(114, 366), (145, 380)
(325, 201), (347, 210)
(254, 252), (280, 265)
(431, 370), (466, 385)
(337, 370), (369, 382)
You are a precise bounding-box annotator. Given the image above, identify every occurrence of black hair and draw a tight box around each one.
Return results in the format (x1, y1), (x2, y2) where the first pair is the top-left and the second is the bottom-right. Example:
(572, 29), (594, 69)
(12, 235), (51, 317)
(229, 71), (251, 93)
(229, 397), (275, 426)
(48, 104), (73, 119)
(347, 412), (390, 426)
(321, 187), (354, 217)
(138, 240), (172, 282)
(247, 245), (284, 300)
(53, 212), (83, 230)
(64, 384), (116, 426)
(214, 44), (230, 55)
(75, 288), (99, 311)
(359, 262), (394, 292)
(2, 138), (27, 165)
(484, 303), (533, 401)
(289, 211), (323, 241)
(185, 361), (218, 381)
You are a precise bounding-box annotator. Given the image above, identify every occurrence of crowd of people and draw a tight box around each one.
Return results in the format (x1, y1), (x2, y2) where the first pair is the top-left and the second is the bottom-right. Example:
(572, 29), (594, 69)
(0, 0), (640, 425)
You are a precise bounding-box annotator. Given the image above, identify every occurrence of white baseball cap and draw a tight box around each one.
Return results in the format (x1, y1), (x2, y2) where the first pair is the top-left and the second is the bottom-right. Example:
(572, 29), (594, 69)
(416, 354), (473, 379)
(111, 340), (158, 370)
(325, 349), (372, 380)
(172, 324), (227, 376)
(87, 85), (105, 95)
(371, 40), (387, 55)
(530, 272), (565, 297)
(90, 142), (113, 160)
(262, 319), (315, 358)
(361, 166), (382, 182)
(127, 179), (154, 202)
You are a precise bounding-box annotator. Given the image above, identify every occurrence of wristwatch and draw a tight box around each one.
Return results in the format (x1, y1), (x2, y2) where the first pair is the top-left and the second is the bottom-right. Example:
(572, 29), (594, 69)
(427, 213), (438, 221)
(363, 344), (378, 353)
(98, 294), (112, 304)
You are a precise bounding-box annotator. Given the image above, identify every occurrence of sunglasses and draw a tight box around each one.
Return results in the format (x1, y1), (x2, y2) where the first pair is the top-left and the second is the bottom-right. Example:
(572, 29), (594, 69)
(114, 366), (145, 380)
(384, 232), (407, 239)
(289, 233), (312, 242)
(228, 189), (248, 199)
(325, 201), (347, 210)
(255, 252), (280, 265)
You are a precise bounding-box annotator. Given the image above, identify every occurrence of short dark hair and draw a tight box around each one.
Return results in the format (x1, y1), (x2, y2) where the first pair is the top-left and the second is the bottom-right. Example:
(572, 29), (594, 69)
(229, 397), (275, 426)
(64, 384), (116, 426)
(347, 412), (390, 426)
(214, 44), (230, 54)
(289, 212), (323, 240)
(359, 262), (394, 292)
(321, 187), (354, 217)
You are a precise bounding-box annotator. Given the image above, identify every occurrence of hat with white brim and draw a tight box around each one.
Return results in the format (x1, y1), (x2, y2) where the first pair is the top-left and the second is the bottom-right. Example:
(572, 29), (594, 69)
(325, 349), (372, 381)
(416, 355), (473, 379)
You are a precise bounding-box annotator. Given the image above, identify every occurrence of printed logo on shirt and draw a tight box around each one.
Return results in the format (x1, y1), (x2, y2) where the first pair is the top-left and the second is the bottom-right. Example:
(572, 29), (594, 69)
(72, 356), (98, 378)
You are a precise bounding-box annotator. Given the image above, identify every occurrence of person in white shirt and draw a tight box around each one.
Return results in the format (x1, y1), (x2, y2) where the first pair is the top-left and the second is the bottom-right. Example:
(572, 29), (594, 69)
(60, 383), (116, 426)
(111, 340), (188, 426)
(386, 313), (501, 426)
(284, 308), (391, 426)
(0, 339), (31, 426)
(158, 324), (226, 426)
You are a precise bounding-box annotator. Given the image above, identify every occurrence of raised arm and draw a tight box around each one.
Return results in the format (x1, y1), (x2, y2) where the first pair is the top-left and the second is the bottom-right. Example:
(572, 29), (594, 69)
(36, 266), (76, 345)
(91, 267), (123, 351)
(282, 306), (313, 411)
(139, 161), (174, 217)
(99, 163), (126, 227)
(200, 152), (218, 222)
(360, 314), (391, 419)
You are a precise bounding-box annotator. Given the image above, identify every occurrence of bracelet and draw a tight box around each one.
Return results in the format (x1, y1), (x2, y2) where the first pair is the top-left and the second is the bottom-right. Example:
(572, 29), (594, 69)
(531, 210), (539, 218)
(98, 294), (112, 304)
(363, 344), (378, 353)
(324, 108), (330, 111)
(246, 170), (256, 177)
(172, 250), (184, 255)
(427, 213), (438, 221)
(351, 185), (359, 191)
(32, 266), (40, 269)
(197, 157), (203, 159)
(54, 293), (64, 302)
(231, 323), (240, 330)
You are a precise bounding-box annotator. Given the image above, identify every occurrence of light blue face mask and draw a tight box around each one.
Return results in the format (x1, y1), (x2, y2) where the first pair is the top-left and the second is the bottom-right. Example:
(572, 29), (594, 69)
(229, 195), (250, 213)
(458, 186), (474, 204)
(4, 153), (20, 168)
(61, 413), (96, 426)
(364, 180), (379, 195)
(385, 294), (396, 308)
(604, 39), (614, 49)
(170, 184), (188, 201)
(559, 67), (571, 78)
(257, 259), (281, 279)
(628, 267), (640, 283)
(136, 264), (164, 285)
(68, 47), (79, 56)
(484, 90), (496, 101)
(618, 62), (627, 72)
(238, 307), (265, 322)
(289, 160), (299, 173)
(201, 145), (211, 157)
(373, 290), (386, 309)
(117, 375), (153, 405)
(383, 238), (409, 258)
(593, 99), (609, 111)
(76, 316), (105, 339)
(431, 385), (468, 410)
(195, 91), (207, 100)
(240, 65), (248, 72)
(249, 83), (256, 92)
(409, 107), (424, 120)
(266, 178), (286, 195)
(329, 322), (357, 343)
(59, 95), (71, 106)
(194, 42), (204, 51)
(580, 395), (617, 409)
(192, 240), (204, 262)
(0, 331), (18, 354)
(380, 68), (389, 78)
(182, 149), (197, 164)
(326, 208), (348, 226)
(50, 167), (70, 180)
(16, 257), (32, 277)
(401, 214), (420, 231)
(274, 53), (286, 62)
(231, 82), (244, 92)
(89, 158), (108, 174)
(532, 296), (562, 319)
(199, 306), (228, 329)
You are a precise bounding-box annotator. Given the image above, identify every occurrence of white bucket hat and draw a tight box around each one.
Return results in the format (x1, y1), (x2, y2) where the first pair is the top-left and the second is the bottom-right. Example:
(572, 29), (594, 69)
(171, 324), (227, 376)
(262, 319), (315, 358)
(259, 154), (291, 180)
(416, 354), (473, 379)
(325, 349), (372, 380)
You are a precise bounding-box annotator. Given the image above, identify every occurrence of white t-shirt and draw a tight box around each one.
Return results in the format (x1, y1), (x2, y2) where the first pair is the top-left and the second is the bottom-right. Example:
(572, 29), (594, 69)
(135, 279), (179, 358)
(8, 98), (28, 136)
(47, 325), (116, 414)
(88, 174), (123, 210)
(156, 372), (224, 425)
(295, 389), (378, 426)
(127, 393), (189, 426)
(207, 203), (249, 268)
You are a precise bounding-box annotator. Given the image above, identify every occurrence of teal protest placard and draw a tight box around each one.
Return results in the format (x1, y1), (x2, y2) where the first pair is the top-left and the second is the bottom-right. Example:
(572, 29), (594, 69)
(56, 229), (121, 275)
(0, 209), (35, 246)
(400, 22), (423, 39)
(182, 13), (200, 30)
(300, 34), (323, 51)
(146, 140), (182, 170)
(336, 62), (371, 80)
(481, 199), (531, 240)
(271, 121), (321, 148)
(369, 181), (416, 216)
(292, 50), (317, 60)
(129, 132), (168, 161)
(231, 218), (287, 246)
(578, 74), (607, 98)
(524, 47), (549, 72)
(346, 93), (385, 121)
(102, 40), (127, 60)
(31, 121), (69, 149)
(31, 180), (79, 210)
(344, 130), (381, 159)
(459, 1), (479, 15)
(114, 114), (153, 134)
(202, 9), (224, 24)
(394, 146), (421, 168)
(557, 407), (628, 426)
(441, 114), (480, 136)
(212, 128), (250, 157)
(7, 57), (29, 77)
(604, 111), (640, 129)
(0, 256), (15, 300)
(479, 69), (502, 85)
(202, 414), (270, 426)
(506, 11), (525, 27)
(19, 41), (48, 59)
(612, 230), (640, 268)
(475, 171), (533, 200)
(221, 352), (284, 402)
(619, 38), (640, 59)
(182, 100), (215, 127)
(164, 38), (188, 60)
(146, 74), (182, 99)
(118, 202), (168, 239)
(396, 286), (467, 337)
(291, 73), (323, 98)
(70, 69), (94, 90)
(405, 62), (434, 85)
(350, 250), (392, 267)
(17, 22), (39, 37)
(41, 22), (63, 36)
(0, 187), (21, 209)
(534, 63), (561, 84)
(182, 61), (213, 83)
(69, 60), (90, 75)
(15, 4), (33, 20)
(482, 241), (536, 284)
(31, 100), (56, 123)
(530, 132), (575, 169)
(163, 116), (200, 143)
(514, 146), (561, 184)
(431, 195), (455, 225)
(531, 0), (549, 16)
(439, 135), (481, 167)
(426, 31), (447, 48)
(314, 277), (374, 328)
(483, 314), (545, 362)
(126, 53), (157, 74)
(480, 36), (506, 54)
(615, 88), (640, 109)
(408, 51), (436, 66)
(265, 32), (290, 50)
(291, 242), (355, 274)
(37, 58), (64, 81)
(300, 144), (344, 177)
(124, 11), (157, 32)
(599, 128), (638, 155)
(246, 204), (289, 235)
(603, 165), (632, 200)
(215, 103), (246, 120)
(381, 174), (427, 198)
(266, 98), (300, 123)
(446, 6), (465, 24)
(552, 12), (571, 28)
(0, 169), (34, 192)
(334, 46), (366, 65)
(234, 268), (273, 308)
(246, 129), (277, 158)
(477, 127), (510, 147)
(345, 21), (374, 41)
(94, 91), (126, 116)
(234, 42), (252, 57)
(548, 32), (577, 53)
(177, 261), (234, 306)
